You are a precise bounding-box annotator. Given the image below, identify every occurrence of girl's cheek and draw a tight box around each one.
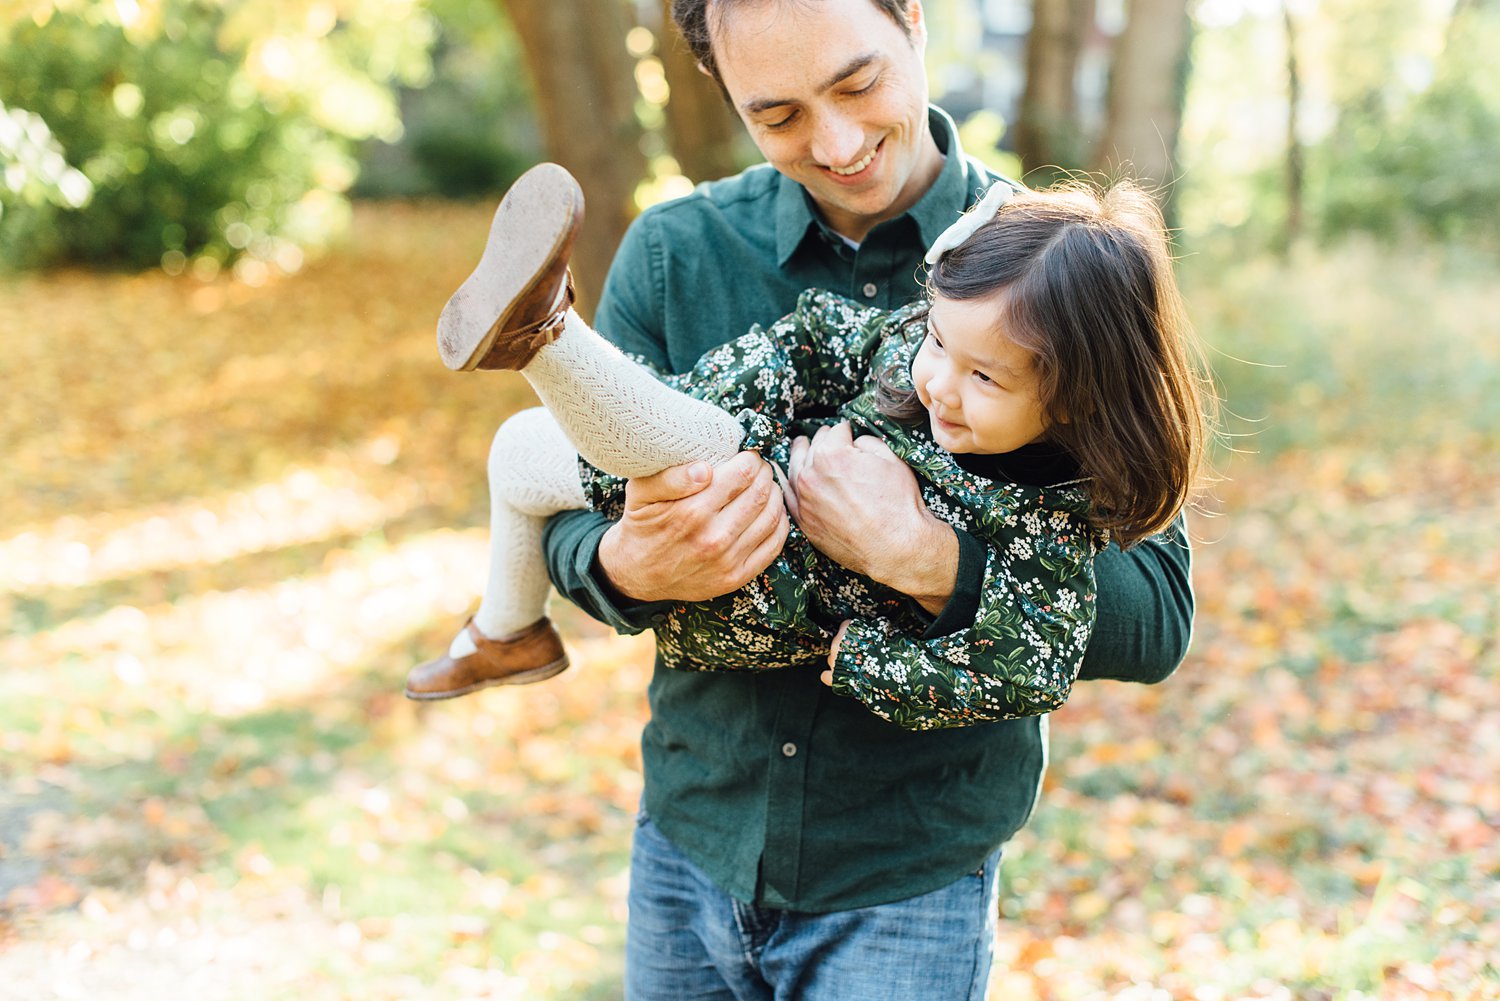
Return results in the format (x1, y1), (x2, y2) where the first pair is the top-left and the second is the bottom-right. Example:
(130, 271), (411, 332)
(910, 358), (931, 405)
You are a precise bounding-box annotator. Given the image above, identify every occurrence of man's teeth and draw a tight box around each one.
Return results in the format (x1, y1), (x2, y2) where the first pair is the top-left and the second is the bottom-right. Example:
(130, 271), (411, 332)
(830, 148), (877, 176)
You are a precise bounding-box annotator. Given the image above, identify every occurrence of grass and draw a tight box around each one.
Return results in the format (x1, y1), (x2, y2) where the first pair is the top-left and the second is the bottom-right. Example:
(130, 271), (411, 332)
(0, 203), (1496, 999)
(1181, 235), (1500, 461)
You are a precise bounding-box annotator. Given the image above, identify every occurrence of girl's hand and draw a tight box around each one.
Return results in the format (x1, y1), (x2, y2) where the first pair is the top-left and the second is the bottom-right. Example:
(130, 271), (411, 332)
(820, 620), (852, 686)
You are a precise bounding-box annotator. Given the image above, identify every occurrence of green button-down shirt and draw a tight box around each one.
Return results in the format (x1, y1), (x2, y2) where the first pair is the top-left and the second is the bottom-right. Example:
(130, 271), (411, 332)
(542, 107), (1194, 912)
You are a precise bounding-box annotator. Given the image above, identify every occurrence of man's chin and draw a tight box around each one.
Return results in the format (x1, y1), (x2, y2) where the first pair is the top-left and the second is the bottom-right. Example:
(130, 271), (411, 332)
(812, 177), (899, 225)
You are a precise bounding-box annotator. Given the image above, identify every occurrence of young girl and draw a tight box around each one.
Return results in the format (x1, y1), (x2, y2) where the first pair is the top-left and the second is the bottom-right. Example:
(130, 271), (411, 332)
(406, 164), (1210, 731)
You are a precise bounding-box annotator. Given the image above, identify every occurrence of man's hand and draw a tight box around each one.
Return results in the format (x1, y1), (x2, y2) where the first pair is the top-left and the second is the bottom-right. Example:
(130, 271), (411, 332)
(787, 422), (958, 614)
(597, 451), (790, 603)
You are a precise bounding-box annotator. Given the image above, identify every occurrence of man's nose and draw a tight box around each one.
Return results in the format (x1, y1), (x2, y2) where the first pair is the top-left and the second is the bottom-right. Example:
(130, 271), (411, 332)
(810, 111), (866, 169)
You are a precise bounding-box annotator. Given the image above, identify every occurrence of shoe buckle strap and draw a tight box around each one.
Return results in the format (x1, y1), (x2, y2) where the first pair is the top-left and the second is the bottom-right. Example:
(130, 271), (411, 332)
(509, 271), (575, 344)
(481, 273), (576, 369)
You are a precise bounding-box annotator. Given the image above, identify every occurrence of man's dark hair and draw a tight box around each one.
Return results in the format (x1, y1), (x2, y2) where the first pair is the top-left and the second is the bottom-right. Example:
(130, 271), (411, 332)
(670, 0), (914, 90)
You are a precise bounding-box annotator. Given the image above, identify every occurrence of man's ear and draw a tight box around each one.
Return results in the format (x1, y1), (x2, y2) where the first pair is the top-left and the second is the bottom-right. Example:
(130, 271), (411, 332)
(907, 0), (928, 46)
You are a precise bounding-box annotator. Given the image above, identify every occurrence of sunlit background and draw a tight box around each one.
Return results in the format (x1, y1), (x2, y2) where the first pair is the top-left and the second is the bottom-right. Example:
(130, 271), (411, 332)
(1, 0), (1497, 998)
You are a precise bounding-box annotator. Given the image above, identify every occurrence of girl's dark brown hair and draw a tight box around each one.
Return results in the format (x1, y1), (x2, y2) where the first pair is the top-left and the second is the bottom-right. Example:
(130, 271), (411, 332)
(879, 181), (1214, 548)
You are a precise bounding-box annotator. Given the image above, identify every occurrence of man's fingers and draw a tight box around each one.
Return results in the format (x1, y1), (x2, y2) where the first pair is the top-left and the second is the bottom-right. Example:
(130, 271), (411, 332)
(804, 422), (857, 471)
(711, 459), (777, 537)
(746, 475), (790, 547)
(782, 474), (801, 521)
(735, 498), (791, 583)
(788, 436), (809, 481)
(709, 460), (788, 584)
(704, 451), (765, 503)
(851, 434), (898, 460)
(657, 458), (770, 567)
(632, 451), (763, 511)
(809, 420), (853, 451)
(628, 460), (714, 505)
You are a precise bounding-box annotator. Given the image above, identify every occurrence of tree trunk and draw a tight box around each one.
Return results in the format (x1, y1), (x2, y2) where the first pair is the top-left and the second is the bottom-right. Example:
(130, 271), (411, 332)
(1282, 1), (1304, 253)
(1015, 0), (1095, 181)
(657, 0), (745, 183)
(499, 0), (647, 315)
(1094, 0), (1192, 218)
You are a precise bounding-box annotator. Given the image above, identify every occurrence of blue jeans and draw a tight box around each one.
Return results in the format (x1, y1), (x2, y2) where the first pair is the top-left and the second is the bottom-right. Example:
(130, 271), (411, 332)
(625, 811), (1000, 1001)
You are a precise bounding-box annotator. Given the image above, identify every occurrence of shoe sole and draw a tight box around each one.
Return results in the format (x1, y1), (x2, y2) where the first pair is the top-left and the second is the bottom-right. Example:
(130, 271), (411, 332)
(403, 656), (570, 701)
(436, 163), (584, 372)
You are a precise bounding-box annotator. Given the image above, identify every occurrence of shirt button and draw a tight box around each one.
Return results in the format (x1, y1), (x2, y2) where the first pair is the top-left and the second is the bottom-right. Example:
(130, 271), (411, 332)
(781, 742), (798, 758)
(862, 282), (878, 299)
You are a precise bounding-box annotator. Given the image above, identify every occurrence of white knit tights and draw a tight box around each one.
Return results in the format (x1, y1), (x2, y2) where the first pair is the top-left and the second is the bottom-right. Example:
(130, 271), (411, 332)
(449, 310), (745, 657)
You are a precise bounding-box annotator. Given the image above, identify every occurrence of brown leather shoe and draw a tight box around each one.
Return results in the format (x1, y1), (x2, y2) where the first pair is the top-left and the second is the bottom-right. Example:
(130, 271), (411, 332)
(436, 162), (585, 372)
(404, 617), (569, 700)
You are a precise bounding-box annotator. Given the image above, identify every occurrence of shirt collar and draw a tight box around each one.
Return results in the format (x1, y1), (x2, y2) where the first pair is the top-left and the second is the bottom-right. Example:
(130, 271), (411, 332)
(774, 170), (818, 267)
(907, 106), (986, 252)
(774, 105), (989, 267)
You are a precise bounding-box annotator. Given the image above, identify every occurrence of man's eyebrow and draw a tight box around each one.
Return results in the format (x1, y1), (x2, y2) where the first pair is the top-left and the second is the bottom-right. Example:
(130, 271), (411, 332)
(739, 53), (881, 115)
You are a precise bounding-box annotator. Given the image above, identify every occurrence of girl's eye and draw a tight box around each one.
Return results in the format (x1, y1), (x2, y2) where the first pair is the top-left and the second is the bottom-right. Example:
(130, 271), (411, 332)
(974, 371), (993, 384)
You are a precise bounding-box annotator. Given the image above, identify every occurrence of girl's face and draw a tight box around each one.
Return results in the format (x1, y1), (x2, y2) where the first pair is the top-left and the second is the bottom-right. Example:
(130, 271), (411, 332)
(911, 293), (1050, 455)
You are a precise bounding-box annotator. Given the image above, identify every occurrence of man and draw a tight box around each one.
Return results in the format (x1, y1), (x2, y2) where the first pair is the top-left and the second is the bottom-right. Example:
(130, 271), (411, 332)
(536, 1), (1194, 996)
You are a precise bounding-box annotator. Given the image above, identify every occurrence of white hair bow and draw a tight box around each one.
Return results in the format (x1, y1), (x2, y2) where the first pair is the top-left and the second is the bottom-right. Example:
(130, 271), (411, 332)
(923, 181), (1017, 266)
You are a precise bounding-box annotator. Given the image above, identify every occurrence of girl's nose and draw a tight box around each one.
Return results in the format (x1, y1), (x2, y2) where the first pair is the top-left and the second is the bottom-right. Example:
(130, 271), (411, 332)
(925, 368), (962, 409)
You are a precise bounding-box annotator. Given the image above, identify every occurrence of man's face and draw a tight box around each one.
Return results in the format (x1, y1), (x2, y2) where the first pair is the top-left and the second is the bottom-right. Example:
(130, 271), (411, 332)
(712, 0), (940, 242)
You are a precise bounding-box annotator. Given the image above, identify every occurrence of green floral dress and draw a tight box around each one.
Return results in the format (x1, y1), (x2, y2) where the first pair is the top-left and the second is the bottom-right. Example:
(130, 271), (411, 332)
(580, 290), (1105, 731)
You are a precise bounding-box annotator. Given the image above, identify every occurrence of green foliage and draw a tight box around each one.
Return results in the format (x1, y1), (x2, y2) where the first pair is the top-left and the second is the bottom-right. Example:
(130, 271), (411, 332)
(354, 0), (541, 199)
(1316, 7), (1500, 245)
(0, 0), (434, 272)
(2, 5), (326, 270)
(1180, 0), (1500, 253)
(1182, 237), (1500, 459)
(954, 109), (1023, 182)
(0, 98), (92, 217)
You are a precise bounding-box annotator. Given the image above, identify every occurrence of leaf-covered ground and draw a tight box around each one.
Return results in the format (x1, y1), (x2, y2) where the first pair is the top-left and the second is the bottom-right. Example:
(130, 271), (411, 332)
(1, 204), (1495, 1000)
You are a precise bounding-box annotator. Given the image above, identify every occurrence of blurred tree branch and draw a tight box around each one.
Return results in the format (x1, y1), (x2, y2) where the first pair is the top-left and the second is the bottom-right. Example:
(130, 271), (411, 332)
(656, 0), (745, 183)
(499, 0), (647, 315)
(1016, 0), (1094, 180)
(1281, 0), (1304, 253)
(1095, 0), (1191, 224)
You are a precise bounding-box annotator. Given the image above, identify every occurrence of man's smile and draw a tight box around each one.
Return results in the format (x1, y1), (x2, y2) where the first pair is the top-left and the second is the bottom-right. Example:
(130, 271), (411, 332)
(827, 141), (881, 177)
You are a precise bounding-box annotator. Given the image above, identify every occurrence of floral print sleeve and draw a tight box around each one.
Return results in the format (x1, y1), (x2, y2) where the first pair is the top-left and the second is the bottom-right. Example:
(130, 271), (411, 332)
(582, 288), (891, 513)
(579, 287), (1108, 702)
(576, 290), (908, 674)
(828, 494), (1101, 730)
(663, 288), (891, 416)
